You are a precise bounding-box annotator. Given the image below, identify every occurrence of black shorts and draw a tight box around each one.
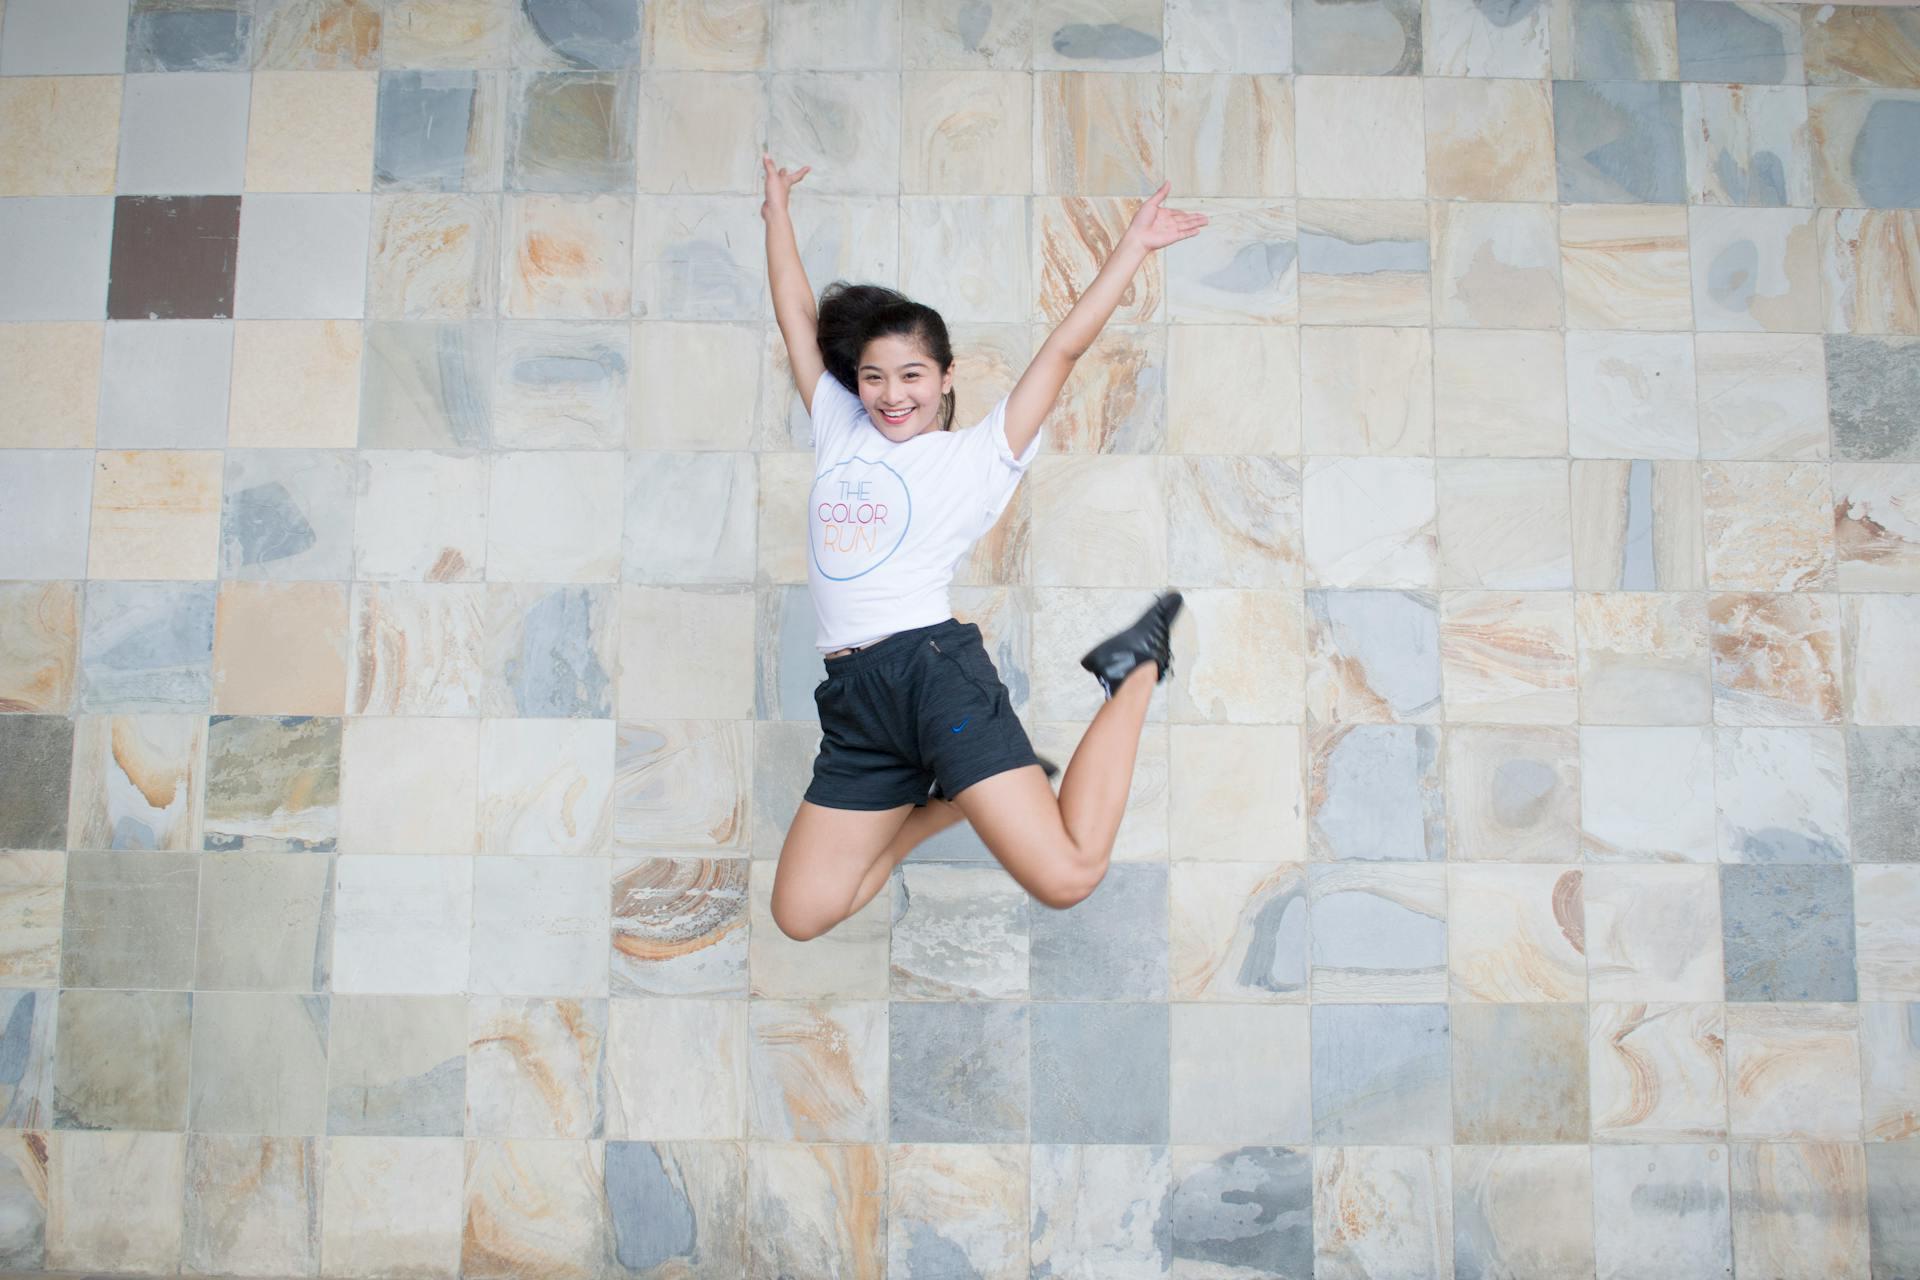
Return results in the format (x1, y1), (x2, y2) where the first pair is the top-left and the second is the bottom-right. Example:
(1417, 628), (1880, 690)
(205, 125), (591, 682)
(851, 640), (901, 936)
(804, 617), (1041, 811)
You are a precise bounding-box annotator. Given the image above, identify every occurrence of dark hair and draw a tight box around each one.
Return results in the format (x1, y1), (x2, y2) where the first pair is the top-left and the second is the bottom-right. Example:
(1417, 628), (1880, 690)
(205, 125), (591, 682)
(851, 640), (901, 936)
(815, 281), (957, 431)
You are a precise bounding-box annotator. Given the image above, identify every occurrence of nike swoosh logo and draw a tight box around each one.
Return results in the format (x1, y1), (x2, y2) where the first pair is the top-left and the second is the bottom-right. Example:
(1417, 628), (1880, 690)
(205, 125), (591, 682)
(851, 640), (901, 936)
(951, 719), (970, 733)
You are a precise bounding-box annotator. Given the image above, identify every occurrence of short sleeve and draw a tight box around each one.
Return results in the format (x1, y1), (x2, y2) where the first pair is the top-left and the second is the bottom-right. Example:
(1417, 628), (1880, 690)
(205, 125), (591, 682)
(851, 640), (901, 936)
(809, 367), (868, 459)
(952, 394), (1040, 535)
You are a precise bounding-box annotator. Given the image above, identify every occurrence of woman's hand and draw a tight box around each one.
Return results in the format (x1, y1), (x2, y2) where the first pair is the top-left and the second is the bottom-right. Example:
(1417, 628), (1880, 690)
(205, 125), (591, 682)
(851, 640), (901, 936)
(761, 153), (811, 222)
(1119, 180), (1208, 252)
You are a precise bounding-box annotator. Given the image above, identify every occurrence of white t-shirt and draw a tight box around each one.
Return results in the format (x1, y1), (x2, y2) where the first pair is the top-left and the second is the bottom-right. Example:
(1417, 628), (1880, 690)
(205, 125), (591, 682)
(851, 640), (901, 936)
(807, 367), (1041, 653)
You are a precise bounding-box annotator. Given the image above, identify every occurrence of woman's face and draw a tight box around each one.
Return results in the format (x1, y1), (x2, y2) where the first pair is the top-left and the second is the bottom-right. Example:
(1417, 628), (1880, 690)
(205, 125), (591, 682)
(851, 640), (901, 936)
(857, 333), (953, 441)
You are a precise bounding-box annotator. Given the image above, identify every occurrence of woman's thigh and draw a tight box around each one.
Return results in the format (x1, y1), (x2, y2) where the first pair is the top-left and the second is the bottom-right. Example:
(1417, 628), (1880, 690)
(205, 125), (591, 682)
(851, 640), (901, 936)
(771, 799), (916, 940)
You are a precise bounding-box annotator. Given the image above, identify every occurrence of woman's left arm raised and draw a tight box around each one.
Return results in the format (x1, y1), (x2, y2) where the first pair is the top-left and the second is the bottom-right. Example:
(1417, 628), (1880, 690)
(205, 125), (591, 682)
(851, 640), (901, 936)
(1002, 181), (1209, 456)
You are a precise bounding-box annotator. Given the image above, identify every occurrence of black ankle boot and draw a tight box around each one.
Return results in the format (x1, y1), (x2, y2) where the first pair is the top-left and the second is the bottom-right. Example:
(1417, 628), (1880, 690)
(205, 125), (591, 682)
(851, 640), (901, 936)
(931, 756), (1057, 803)
(1080, 591), (1183, 699)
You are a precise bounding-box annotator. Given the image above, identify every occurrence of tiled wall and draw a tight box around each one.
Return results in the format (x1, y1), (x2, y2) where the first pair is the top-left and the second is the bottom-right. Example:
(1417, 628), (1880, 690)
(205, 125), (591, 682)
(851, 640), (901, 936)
(0, 0), (1918, 1276)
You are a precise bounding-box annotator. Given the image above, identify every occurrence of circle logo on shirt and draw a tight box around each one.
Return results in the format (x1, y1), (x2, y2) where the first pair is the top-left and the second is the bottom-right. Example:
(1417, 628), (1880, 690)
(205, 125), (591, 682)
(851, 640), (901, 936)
(810, 456), (913, 581)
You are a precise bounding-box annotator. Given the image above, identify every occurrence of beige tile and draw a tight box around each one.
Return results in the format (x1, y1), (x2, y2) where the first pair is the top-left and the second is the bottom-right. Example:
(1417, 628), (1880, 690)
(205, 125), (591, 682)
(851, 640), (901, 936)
(1433, 329), (1567, 457)
(617, 585), (755, 720)
(1566, 331), (1700, 459)
(1727, 1004), (1862, 1140)
(1835, 462), (1920, 591)
(1561, 204), (1694, 331)
(1702, 461), (1836, 590)
(1296, 75), (1425, 199)
(1803, 4), (1920, 88)
(337, 717), (478, 853)
(367, 193), (498, 319)
(1164, 588), (1305, 726)
(644, 0), (768, 70)
(1584, 864), (1723, 1002)
(0, 76), (120, 196)
(1301, 326), (1432, 456)
(1448, 864), (1586, 1002)
(1029, 456), (1168, 588)
(1696, 333), (1830, 460)
(87, 451), (222, 581)
(1577, 592), (1711, 725)
(228, 321), (363, 449)
(0, 322), (100, 447)
(1572, 460), (1705, 591)
(1033, 71), (1162, 196)
(1167, 324), (1300, 456)
(632, 321), (761, 450)
(1164, 73), (1294, 198)
(1431, 201), (1562, 328)
(48, 1131), (189, 1273)
(1297, 199), (1429, 326)
(902, 70), (1030, 195)
(245, 71), (378, 193)
(212, 581), (349, 716)
(1711, 591), (1844, 727)
(1845, 593), (1920, 724)
(0, 580), (79, 714)
(353, 452), (486, 583)
(1033, 196), (1163, 327)
(1691, 205), (1824, 333)
(1819, 208), (1920, 335)
(1729, 1143), (1870, 1280)
(635, 72), (764, 194)
(1437, 461), (1574, 590)
(1423, 77), (1555, 202)
(1038, 325), (1165, 454)
(381, 0), (509, 69)
(503, 195), (633, 319)
(1439, 590), (1579, 725)
(1856, 865), (1920, 1000)
(902, 196), (1030, 322)
(1168, 724), (1305, 861)
(1589, 1002), (1728, 1141)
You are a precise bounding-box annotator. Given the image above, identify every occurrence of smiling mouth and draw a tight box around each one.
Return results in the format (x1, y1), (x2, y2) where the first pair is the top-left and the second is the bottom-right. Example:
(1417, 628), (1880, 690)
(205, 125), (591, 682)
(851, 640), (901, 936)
(879, 406), (913, 423)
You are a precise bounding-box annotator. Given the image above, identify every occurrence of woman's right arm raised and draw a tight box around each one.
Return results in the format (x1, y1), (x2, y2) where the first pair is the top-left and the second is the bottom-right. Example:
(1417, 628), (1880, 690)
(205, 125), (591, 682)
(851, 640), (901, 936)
(761, 154), (827, 416)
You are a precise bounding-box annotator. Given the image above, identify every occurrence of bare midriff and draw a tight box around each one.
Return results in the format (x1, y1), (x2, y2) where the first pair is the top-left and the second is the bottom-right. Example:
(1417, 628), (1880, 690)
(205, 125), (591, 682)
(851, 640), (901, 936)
(823, 633), (892, 658)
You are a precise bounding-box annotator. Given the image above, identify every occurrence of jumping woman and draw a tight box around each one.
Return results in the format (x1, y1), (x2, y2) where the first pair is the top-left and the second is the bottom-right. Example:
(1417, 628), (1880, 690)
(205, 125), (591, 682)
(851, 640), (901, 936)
(762, 153), (1206, 941)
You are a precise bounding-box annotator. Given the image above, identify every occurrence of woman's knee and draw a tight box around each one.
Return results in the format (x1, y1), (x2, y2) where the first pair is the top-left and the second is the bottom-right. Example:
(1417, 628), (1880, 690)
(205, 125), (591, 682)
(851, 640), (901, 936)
(1033, 859), (1105, 911)
(770, 891), (839, 942)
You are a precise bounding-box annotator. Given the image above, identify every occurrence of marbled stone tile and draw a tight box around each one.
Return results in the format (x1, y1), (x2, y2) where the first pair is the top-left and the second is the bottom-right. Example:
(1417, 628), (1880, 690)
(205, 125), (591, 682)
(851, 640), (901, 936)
(1850, 727), (1920, 864)
(609, 856), (746, 997)
(1581, 726), (1716, 861)
(902, 70), (1031, 196)
(1424, 0), (1549, 78)
(0, 76), (120, 198)
(886, 1143), (1027, 1279)
(1025, 327), (1160, 454)
(613, 719), (749, 854)
(1295, 199), (1426, 325)
(1697, 332), (1828, 460)
(1437, 461), (1574, 589)
(1684, 83), (1812, 207)
(1170, 1004), (1311, 1143)
(1677, 0), (1805, 84)
(1589, 1001), (1729, 1140)
(1860, 1002), (1920, 1140)
(889, 864), (1029, 1000)
(201, 715), (339, 852)
(1808, 87), (1920, 209)
(482, 582), (615, 718)
(349, 582), (486, 717)
(1308, 864), (1446, 1001)
(186, 993), (331, 1133)
(352, 450), (484, 581)
(97, 319), (231, 449)
(366, 194), (497, 320)
(1829, 334), (1920, 461)
(0, 988), (57, 1123)
(1585, 864), (1723, 1001)
(1168, 724), (1305, 862)
(1312, 1003), (1451, 1142)
(245, 69), (377, 194)
(1302, 457), (1436, 588)
(604, 1140), (749, 1276)
(1165, 199), (1298, 324)
(766, 72), (900, 196)
(329, 856), (470, 993)
(1692, 205), (1823, 333)
(1313, 1145), (1452, 1280)
(1432, 329), (1567, 457)
(325, 995), (466, 1135)
(899, 196), (1029, 322)
(1293, 0), (1419, 75)
(1444, 725), (1580, 862)
(213, 580), (351, 716)
(233, 193), (372, 321)
(1823, 208), (1920, 338)
(61, 848), (198, 989)
(1304, 589), (1439, 724)
(1715, 727), (1848, 864)
(374, 69), (506, 192)
(487, 450), (622, 583)
(1555, 79), (1687, 204)
(1722, 863), (1857, 1001)
(1845, 593), (1920, 724)
(1575, 592), (1711, 723)
(1165, 72), (1294, 198)
(1030, 1002), (1168, 1143)
(380, 0), (508, 69)
(358, 322), (492, 448)
(1702, 460), (1834, 589)
(1449, 864), (1586, 1001)
(0, 716), (72, 850)
(469, 854), (610, 995)
(1301, 325), (1429, 453)
(1867, 1143), (1920, 1279)
(888, 1001), (1026, 1143)
(1550, 0), (1678, 80)
(337, 718), (478, 854)
(106, 194), (241, 321)
(0, 581), (77, 714)
(66, 714), (202, 852)
(1171, 1146), (1313, 1278)
(506, 71), (635, 193)
(1453, 1002), (1588, 1143)
(1430, 200), (1563, 328)
(1029, 1144), (1172, 1275)
(1857, 865), (1920, 1001)
(1731, 1142), (1871, 1280)
(1032, 863), (1167, 1000)
(464, 997), (599, 1136)
(459, 1139), (606, 1275)
(77, 580), (213, 713)
(1146, 587), (1302, 728)
(1295, 74), (1426, 199)
(128, 0), (252, 71)
(631, 193), (770, 323)
(1032, 0), (1162, 72)
(53, 988), (191, 1130)
(632, 70), (763, 194)
(1453, 1145), (1595, 1280)
(0, 196), (115, 323)
(1439, 591), (1578, 724)
(0, 322), (101, 449)
(745, 999), (886, 1143)
(1728, 1003), (1863, 1140)
(47, 1129), (189, 1273)
(503, 194), (632, 319)
(514, 0), (639, 69)
(1169, 862), (1309, 1001)
(1710, 591), (1844, 726)
(251, 0), (382, 69)
(643, 0), (767, 71)
(1424, 76), (1556, 202)
(1560, 203), (1693, 330)
(1307, 724), (1444, 861)
(1166, 456), (1302, 593)
(1033, 198), (1163, 330)
(220, 449), (355, 581)
(477, 718), (612, 856)
(605, 995), (748, 1139)
(748, 860), (888, 999)
(1565, 331), (1701, 458)
(1591, 1144), (1732, 1280)
(1803, 5), (1920, 90)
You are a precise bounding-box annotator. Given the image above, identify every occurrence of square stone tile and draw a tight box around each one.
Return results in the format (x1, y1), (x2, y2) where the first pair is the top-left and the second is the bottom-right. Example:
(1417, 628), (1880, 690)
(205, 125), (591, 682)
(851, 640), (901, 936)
(1424, 0), (1548, 77)
(1031, 863), (1167, 1000)
(1029, 1001), (1168, 1143)
(1168, 862), (1309, 1001)
(1727, 1003), (1863, 1139)
(1301, 326), (1430, 454)
(1169, 1004), (1311, 1143)
(1828, 334), (1920, 460)
(1730, 1141), (1870, 1280)
(338, 717), (477, 854)
(1294, 75), (1424, 199)
(748, 860), (889, 999)
(1683, 82), (1812, 207)
(1820, 208), (1920, 337)
(1846, 593), (1920, 724)
(1696, 333), (1829, 460)
(1591, 1144), (1732, 1280)
(1808, 86), (1920, 210)
(1691, 204), (1823, 333)
(1859, 1001), (1920, 1141)
(87, 450), (222, 580)
(1589, 1001), (1728, 1141)
(234, 193), (372, 319)
(1560, 203), (1693, 331)
(97, 320), (232, 448)
(486, 450), (622, 582)
(618, 585), (754, 720)
(1306, 723), (1445, 861)
(1029, 1145), (1172, 1277)
(53, 990), (190, 1131)
(0, 450), (93, 579)
(1431, 201), (1562, 329)
(1165, 199), (1298, 324)
(1439, 591), (1579, 725)
(1710, 591), (1845, 727)
(358, 321), (494, 447)
(643, 0), (767, 71)
(634, 69), (764, 194)
(212, 580), (349, 715)
(1849, 727), (1920, 864)
(331, 855), (473, 994)
(228, 319), (362, 448)
(67, 712), (203, 851)
(484, 583), (616, 718)
(220, 448), (356, 580)
(1721, 863), (1857, 1001)
(748, 999), (884, 1141)
(194, 854), (332, 990)
(201, 715), (340, 851)
(1172, 1146), (1314, 1279)
(1804, 5), (1920, 90)
(126, 0), (252, 71)
(1436, 460), (1573, 589)
(897, 196), (1029, 324)
(767, 71), (900, 196)
(1432, 329), (1567, 457)
(348, 582), (487, 715)
(0, 580), (80, 713)
(245, 70), (378, 192)
(1308, 864), (1447, 1001)
(0, 715), (73, 849)
(115, 71), (250, 195)
(1448, 863), (1586, 1001)
(1676, 0), (1804, 84)
(381, 0), (508, 70)
(1423, 77), (1555, 202)
(1856, 865), (1920, 1001)
(1714, 727), (1849, 864)
(617, 720), (754, 856)
(1304, 588), (1439, 724)
(1302, 457), (1436, 588)
(770, 0), (899, 70)
(477, 718), (612, 856)
(489, 319), (627, 448)
(1163, 72), (1294, 199)
(1453, 1145), (1595, 1280)
(78, 579), (215, 713)
(0, 321), (102, 448)
(1315, 1146), (1452, 1280)
(106, 194), (240, 320)
(1166, 724), (1304, 863)
(888, 1002), (1027, 1143)
(1311, 1002), (1450, 1143)
(1452, 1002), (1588, 1143)
(514, 0), (640, 69)
(1585, 864), (1724, 1001)
(1443, 725), (1581, 862)
(1701, 460), (1834, 590)
(1031, 0), (1159, 71)
(0, 75), (120, 196)
(374, 68), (506, 191)
(367, 193), (498, 319)
(323, 993), (464, 1131)
(1550, 0), (1678, 80)
(187, 991), (330, 1132)
(610, 855), (748, 996)
(1868, 1144), (1920, 1279)
(0, 196), (114, 321)
(1581, 727), (1716, 861)
(249, 0), (382, 70)
(1566, 330), (1700, 458)
(1576, 591), (1710, 719)
(1292, 0), (1419, 75)
(1554, 79), (1687, 204)
(504, 193), (632, 318)
(0, 0), (128, 73)
(1295, 199), (1425, 325)
(507, 70), (636, 193)
(889, 864), (1029, 999)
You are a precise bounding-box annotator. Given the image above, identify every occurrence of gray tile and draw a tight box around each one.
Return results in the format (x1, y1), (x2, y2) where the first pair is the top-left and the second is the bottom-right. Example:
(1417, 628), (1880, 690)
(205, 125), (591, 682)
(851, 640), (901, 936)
(1850, 727), (1920, 864)
(1592, 1143), (1733, 1280)
(126, 0), (252, 72)
(1171, 1147), (1313, 1279)
(1866, 1141), (1920, 1279)
(59, 849), (199, 988)
(487, 584), (615, 718)
(52, 988), (191, 1130)
(603, 1142), (747, 1277)
(221, 449), (357, 581)
(1829, 335), (1920, 462)
(115, 72), (252, 195)
(757, 582), (819, 723)
(1030, 862), (1168, 1001)
(1306, 589), (1441, 722)
(1308, 724), (1446, 860)
(1555, 79), (1688, 204)
(0, 715), (74, 849)
(507, 70), (637, 193)
(325, 994), (467, 1136)
(1557, 0), (1678, 80)
(359, 321), (495, 447)
(890, 864), (1030, 1000)
(1838, 93), (1920, 208)
(1311, 1002), (1451, 1143)
(233, 193), (371, 320)
(1676, 0), (1801, 84)
(519, 0), (639, 69)
(374, 70), (500, 192)
(0, 0), (129, 73)
(79, 580), (217, 713)
(1308, 865), (1447, 999)
(1292, 0), (1420, 75)
(0, 450), (93, 580)
(0, 197), (116, 321)
(202, 715), (341, 852)
(1031, 1001), (1169, 1143)
(889, 1001), (1028, 1143)
(98, 320), (233, 447)
(1721, 863), (1857, 1001)
(1452, 1002), (1589, 1143)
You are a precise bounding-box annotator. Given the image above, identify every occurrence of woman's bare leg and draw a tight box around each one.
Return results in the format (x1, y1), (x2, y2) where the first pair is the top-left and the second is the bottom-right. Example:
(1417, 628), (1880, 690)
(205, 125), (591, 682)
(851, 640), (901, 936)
(842, 796), (970, 917)
(1052, 659), (1158, 871)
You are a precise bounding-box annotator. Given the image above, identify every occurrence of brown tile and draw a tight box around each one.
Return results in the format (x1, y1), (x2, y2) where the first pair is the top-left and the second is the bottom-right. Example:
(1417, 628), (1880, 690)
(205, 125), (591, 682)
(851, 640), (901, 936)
(107, 195), (242, 320)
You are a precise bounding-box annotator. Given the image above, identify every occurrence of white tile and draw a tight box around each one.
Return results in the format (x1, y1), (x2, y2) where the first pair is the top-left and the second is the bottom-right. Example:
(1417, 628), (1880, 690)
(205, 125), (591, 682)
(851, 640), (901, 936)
(0, 0), (129, 74)
(0, 196), (114, 320)
(234, 193), (372, 319)
(115, 72), (250, 195)
(97, 320), (233, 448)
